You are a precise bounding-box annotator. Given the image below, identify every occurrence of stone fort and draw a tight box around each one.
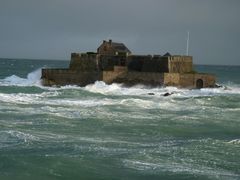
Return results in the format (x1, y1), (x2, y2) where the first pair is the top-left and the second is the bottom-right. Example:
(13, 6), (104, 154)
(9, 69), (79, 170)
(41, 39), (216, 88)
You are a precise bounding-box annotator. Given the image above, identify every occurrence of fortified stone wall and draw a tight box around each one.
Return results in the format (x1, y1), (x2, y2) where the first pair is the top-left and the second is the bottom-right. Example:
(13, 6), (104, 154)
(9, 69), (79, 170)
(112, 72), (164, 86)
(168, 56), (193, 73)
(69, 53), (193, 74)
(178, 74), (195, 88)
(41, 40), (215, 88)
(178, 73), (215, 88)
(69, 53), (98, 71)
(99, 55), (127, 71)
(163, 73), (180, 86)
(127, 55), (152, 72)
(128, 55), (190, 73)
(102, 66), (127, 84)
(163, 73), (216, 88)
(142, 56), (169, 72)
(193, 74), (216, 88)
(42, 69), (102, 86)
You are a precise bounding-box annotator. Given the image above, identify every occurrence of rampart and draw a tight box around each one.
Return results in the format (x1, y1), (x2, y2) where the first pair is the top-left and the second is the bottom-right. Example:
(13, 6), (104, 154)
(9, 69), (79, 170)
(69, 53), (99, 71)
(168, 56), (193, 73)
(111, 71), (165, 86)
(42, 68), (102, 86)
(163, 73), (216, 88)
(41, 39), (216, 89)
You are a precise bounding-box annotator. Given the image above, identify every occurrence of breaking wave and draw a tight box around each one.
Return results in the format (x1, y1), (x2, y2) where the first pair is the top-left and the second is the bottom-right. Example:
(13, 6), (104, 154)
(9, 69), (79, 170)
(0, 64), (240, 179)
(0, 68), (42, 86)
(227, 139), (240, 144)
(0, 69), (240, 98)
(84, 81), (240, 97)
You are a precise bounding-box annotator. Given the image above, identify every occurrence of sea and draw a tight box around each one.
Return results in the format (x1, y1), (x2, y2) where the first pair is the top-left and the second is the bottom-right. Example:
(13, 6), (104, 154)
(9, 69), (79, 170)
(0, 58), (239, 180)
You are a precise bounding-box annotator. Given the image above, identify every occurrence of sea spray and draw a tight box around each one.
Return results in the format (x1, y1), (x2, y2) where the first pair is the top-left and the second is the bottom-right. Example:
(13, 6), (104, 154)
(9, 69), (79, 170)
(2, 68), (42, 86)
(0, 59), (239, 180)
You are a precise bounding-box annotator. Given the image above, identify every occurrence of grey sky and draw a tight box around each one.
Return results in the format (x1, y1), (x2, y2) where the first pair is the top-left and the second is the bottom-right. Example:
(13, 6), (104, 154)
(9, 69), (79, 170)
(0, 0), (239, 65)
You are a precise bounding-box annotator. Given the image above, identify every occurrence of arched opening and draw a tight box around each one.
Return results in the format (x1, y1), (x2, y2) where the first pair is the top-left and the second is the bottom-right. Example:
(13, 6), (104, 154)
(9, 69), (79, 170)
(120, 58), (126, 66)
(196, 79), (204, 89)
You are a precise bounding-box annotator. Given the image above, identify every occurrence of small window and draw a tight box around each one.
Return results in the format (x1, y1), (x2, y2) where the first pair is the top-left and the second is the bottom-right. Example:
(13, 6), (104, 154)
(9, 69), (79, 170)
(104, 46), (107, 51)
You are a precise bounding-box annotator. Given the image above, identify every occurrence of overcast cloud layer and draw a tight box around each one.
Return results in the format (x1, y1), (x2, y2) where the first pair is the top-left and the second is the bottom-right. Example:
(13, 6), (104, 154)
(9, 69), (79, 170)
(0, 0), (239, 65)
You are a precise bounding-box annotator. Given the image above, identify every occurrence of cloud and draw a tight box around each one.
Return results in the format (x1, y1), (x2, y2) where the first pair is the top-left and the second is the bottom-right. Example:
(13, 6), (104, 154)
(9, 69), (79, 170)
(0, 0), (240, 65)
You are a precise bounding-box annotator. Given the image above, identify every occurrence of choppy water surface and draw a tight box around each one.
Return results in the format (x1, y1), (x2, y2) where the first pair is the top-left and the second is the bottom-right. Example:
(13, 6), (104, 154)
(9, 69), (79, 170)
(0, 59), (240, 180)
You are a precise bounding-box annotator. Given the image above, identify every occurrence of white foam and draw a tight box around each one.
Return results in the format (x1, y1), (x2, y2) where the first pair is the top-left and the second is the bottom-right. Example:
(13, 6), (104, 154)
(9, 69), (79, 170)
(84, 81), (124, 95)
(0, 91), (59, 104)
(4, 130), (39, 143)
(1, 68), (240, 97)
(227, 139), (240, 144)
(200, 86), (240, 95)
(123, 159), (240, 178)
(120, 98), (156, 109)
(83, 81), (240, 98)
(1, 68), (42, 86)
(84, 81), (183, 96)
(45, 98), (117, 107)
(48, 82), (240, 98)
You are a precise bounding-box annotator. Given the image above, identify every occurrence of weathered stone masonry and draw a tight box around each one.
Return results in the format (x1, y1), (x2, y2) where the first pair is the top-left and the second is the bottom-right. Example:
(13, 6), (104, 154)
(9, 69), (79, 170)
(41, 39), (216, 88)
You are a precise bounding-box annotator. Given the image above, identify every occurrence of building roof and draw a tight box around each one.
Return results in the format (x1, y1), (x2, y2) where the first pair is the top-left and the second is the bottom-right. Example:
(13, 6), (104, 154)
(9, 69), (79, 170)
(99, 40), (131, 54)
(163, 52), (171, 57)
(110, 42), (131, 53)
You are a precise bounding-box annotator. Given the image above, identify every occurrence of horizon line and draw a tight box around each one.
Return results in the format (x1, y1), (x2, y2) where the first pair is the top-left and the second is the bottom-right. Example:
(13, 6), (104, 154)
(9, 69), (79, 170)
(0, 57), (239, 67)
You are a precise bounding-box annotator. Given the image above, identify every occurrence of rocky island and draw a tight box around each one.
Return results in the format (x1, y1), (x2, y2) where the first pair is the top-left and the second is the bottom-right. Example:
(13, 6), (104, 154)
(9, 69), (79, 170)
(41, 40), (216, 88)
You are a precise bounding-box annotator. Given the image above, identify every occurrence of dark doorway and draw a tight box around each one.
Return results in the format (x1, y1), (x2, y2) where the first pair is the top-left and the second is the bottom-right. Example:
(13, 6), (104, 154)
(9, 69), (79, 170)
(120, 59), (126, 66)
(196, 79), (203, 89)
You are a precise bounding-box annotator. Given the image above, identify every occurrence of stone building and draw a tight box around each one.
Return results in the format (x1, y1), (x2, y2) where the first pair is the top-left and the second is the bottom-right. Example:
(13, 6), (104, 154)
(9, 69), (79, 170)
(42, 40), (216, 88)
(97, 40), (131, 56)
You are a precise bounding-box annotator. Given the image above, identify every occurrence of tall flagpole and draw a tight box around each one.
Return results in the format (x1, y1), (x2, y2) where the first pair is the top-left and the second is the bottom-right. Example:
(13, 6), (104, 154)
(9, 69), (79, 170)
(186, 31), (190, 56)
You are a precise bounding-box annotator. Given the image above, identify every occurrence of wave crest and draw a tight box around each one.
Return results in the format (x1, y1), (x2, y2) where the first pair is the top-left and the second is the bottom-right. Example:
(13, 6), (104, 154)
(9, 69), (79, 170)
(1, 69), (42, 86)
(0, 69), (240, 96)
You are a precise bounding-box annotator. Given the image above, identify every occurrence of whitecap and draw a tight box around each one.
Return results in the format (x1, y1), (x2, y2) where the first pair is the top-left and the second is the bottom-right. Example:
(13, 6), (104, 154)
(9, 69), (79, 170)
(122, 159), (240, 178)
(227, 139), (240, 144)
(1, 68), (42, 87)
(1, 69), (240, 98)
(0, 91), (60, 105)
(119, 98), (155, 108)
(83, 81), (240, 98)
(4, 130), (39, 143)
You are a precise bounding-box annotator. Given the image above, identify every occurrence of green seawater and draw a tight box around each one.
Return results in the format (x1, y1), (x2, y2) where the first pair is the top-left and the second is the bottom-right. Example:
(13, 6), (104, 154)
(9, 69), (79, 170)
(0, 59), (240, 180)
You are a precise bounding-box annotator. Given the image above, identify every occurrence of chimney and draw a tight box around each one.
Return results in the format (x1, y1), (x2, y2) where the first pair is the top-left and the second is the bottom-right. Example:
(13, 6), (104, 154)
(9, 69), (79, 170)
(103, 40), (106, 44)
(109, 39), (112, 45)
